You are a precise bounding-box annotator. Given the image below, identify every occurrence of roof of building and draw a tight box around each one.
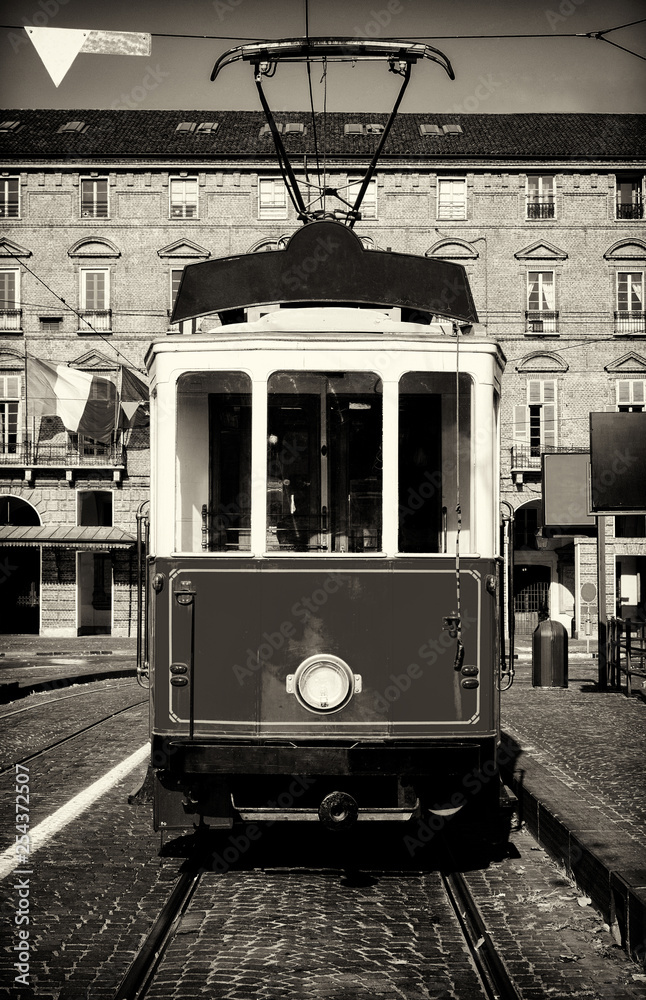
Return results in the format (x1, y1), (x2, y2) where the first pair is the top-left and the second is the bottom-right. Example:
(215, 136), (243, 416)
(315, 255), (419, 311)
(0, 110), (644, 160)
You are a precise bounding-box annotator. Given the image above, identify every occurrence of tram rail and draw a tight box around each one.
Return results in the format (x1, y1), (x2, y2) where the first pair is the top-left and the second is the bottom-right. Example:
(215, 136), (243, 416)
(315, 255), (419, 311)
(0, 697), (147, 775)
(113, 846), (522, 1000)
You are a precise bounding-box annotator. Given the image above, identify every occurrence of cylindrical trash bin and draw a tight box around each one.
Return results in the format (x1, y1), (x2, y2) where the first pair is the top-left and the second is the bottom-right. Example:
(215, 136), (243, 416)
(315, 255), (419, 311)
(532, 619), (568, 687)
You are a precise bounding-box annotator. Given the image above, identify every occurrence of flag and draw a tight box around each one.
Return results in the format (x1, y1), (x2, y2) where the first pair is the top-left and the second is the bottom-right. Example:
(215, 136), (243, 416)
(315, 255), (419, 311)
(119, 367), (149, 430)
(26, 27), (151, 88)
(27, 357), (116, 443)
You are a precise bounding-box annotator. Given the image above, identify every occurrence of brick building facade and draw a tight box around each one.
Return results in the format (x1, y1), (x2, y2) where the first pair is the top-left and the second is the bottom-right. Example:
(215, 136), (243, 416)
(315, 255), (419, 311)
(0, 109), (644, 636)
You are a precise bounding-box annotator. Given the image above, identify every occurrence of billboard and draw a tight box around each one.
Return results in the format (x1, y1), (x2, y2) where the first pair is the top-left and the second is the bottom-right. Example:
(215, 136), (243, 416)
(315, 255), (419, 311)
(542, 452), (595, 528)
(589, 412), (646, 513)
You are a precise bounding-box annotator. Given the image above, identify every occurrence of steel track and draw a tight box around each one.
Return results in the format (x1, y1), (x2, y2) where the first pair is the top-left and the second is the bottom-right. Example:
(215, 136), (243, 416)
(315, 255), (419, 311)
(0, 679), (134, 721)
(0, 698), (148, 775)
(441, 866), (523, 1000)
(113, 859), (205, 1000)
(113, 851), (523, 1000)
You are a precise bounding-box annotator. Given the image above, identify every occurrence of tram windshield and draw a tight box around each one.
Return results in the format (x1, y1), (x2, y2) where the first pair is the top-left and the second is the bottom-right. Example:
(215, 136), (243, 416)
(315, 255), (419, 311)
(174, 367), (472, 555)
(267, 372), (382, 553)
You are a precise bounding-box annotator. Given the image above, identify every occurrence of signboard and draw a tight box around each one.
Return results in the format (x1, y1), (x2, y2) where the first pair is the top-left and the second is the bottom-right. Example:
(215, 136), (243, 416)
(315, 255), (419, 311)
(542, 452), (595, 529)
(590, 412), (646, 513)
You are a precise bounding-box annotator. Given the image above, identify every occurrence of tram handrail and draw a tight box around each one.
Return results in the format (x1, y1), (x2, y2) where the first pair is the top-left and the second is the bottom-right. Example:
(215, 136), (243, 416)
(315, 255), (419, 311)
(136, 500), (150, 689)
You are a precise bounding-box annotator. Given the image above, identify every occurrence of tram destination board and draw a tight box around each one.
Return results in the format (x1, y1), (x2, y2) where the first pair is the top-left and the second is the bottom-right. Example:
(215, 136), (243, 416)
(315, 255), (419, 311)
(589, 411), (646, 512)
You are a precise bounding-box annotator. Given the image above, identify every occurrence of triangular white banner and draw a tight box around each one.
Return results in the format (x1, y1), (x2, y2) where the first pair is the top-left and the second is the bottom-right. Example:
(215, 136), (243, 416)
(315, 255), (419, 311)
(26, 27), (89, 87)
(26, 27), (152, 87)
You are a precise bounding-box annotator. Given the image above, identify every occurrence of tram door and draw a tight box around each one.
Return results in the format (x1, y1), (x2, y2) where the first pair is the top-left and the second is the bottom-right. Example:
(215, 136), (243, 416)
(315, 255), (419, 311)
(267, 372), (382, 553)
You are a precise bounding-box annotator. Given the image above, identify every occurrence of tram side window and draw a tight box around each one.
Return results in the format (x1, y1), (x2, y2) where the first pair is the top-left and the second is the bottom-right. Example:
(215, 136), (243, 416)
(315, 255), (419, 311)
(267, 372), (382, 553)
(176, 372), (251, 552)
(399, 373), (471, 553)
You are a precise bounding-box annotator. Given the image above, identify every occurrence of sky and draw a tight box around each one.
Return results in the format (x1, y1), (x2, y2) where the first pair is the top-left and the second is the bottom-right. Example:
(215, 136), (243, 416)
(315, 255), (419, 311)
(0, 0), (645, 114)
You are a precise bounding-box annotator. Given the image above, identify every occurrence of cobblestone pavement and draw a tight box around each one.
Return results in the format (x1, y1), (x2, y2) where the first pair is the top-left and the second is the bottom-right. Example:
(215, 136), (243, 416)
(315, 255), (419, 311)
(139, 824), (646, 1000)
(0, 677), (144, 771)
(0, 675), (645, 999)
(502, 659), (646, 843)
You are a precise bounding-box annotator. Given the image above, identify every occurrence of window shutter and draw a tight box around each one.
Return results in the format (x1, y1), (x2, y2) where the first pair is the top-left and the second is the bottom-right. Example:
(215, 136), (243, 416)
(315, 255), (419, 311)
(527, 380), (542, 405)
(542, 404), (556, 449)
(633, 380), (645, 404)
(513, 404), (528, 442)
(617, 380), (631, 404)
(542, 379), (556, 404)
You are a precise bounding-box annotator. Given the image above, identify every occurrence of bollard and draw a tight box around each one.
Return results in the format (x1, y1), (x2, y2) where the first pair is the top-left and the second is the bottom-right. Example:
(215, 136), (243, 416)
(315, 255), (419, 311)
(532, 619), (568, 687)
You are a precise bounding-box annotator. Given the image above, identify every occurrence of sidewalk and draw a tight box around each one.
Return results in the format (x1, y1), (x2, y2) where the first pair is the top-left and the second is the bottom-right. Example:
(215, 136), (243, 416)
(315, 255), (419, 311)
(0, 634), (137, 701)
(500, 639), (646, 969)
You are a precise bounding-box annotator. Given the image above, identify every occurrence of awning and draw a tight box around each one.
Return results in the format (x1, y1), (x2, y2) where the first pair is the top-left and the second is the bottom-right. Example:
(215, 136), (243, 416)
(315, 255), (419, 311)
(0, 525), (135, 549)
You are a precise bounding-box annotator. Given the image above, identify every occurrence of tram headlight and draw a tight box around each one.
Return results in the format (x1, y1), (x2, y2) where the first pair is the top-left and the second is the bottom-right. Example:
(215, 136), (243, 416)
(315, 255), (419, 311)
(287, 654), (359, 713)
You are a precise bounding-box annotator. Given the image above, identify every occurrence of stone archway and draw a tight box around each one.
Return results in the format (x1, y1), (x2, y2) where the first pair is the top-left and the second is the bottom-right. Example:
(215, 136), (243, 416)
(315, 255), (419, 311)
(0, 496), (41, 634)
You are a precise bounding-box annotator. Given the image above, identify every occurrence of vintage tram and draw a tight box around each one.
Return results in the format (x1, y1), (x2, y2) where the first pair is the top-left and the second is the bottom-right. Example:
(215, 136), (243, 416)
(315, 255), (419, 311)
(142, 219), (508, 835)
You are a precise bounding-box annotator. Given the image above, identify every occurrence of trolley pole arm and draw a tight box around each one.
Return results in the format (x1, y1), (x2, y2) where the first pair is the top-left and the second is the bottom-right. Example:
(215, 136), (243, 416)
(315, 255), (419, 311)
(348, 60), (411, 229)
(253, 66), (310, 222)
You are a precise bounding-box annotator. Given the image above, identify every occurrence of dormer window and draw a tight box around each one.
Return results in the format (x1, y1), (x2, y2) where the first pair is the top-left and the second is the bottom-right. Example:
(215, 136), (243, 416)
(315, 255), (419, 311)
(176, 122), (197, 133)
(196, 121), (218, 133)
(57, 121), (87, 133)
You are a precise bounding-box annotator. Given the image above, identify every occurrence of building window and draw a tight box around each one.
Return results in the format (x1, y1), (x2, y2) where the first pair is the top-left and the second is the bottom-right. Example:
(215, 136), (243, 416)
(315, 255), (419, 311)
(526, 271), (558, 333)
(0, 176), (19, 218)
(616, 379), (645, 412)
(347, 177), (378, 219)
(77, 490), (113, 526)
(169, 177), (198, 218)
(616, 175), (643, 220)
(0, 373), (20, 455)
(258, 177), (288, 219)
(512, 379), (557, 469)
(80, 177), (108, 218)
(437, 178), (467, 220)
(167, 268), (196, 333)
(526, 175), (555, 218)
(615, 515), (646, 538)
(39, 316), (62, 335)
(0, 269), (21, 332)
(80, 269), (111, 332)
(615, 272), (644, 333)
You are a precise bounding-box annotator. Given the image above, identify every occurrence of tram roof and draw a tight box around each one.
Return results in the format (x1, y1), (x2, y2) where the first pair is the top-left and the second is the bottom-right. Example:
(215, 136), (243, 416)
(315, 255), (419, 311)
(170, 220), (478, 325)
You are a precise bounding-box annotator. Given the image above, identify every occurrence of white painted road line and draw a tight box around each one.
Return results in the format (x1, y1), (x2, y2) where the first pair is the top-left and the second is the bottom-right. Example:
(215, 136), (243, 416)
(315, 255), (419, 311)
(0, 742), (149, 882)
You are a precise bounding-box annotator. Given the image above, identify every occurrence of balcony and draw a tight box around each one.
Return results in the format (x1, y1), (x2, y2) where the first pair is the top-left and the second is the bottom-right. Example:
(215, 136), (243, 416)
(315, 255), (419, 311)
(616, 201), (643, 220)
(0, 441), (124, 468)
(78, 309), (112, 333)
(526, 201), (555, 219)
(525, 310), (559, 334)
(511, 444), (559, 473)
(614, 311), (646, 334)
(0, 308), (22, 332)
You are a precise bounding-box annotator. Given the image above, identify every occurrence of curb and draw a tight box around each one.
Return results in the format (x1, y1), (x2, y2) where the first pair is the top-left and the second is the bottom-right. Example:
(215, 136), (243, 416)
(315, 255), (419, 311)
(500, 734), (646, 970)
(0, 667), (138, 704)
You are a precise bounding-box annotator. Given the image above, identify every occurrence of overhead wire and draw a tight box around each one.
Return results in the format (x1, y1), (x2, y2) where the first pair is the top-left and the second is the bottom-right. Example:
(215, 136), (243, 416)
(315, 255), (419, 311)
(1, 248), (146, 372)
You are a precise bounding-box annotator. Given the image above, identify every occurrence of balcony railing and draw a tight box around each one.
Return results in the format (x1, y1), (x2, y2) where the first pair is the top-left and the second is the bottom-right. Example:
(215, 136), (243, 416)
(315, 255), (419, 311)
(526, 201), (555, 219)
(614, 311), (646, 334)
(79, 309), (112, 332)
(0, 441), (124, 467)
(511, 444), (564, 472)
(0, 308), (22, 331)
(616, 202), (643, 220)
(525, 310), (559, 334)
